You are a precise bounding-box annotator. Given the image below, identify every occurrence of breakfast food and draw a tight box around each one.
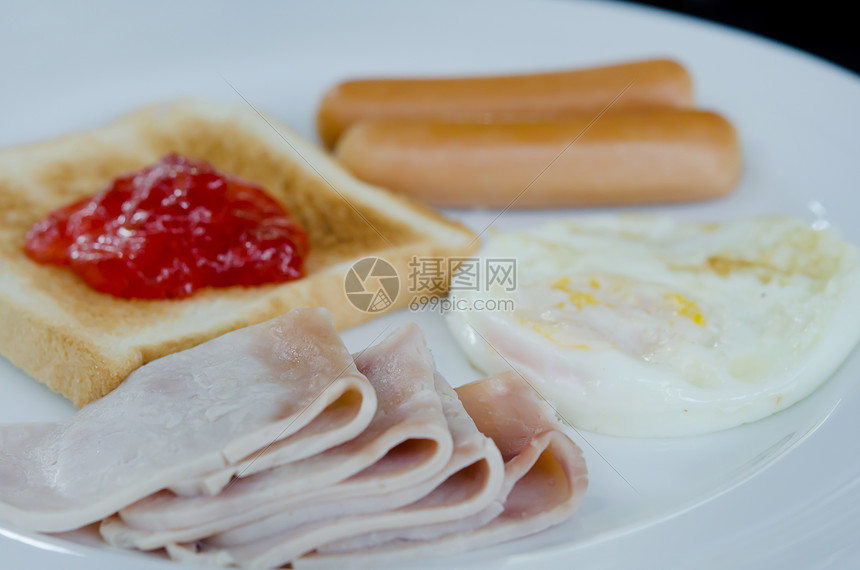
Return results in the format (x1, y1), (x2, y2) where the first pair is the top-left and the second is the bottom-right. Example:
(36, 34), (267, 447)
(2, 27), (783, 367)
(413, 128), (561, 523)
(24, 153), (309, 299)
(298, 372), (589, 567)
(321, 57), (743, 209)
(147, 337), (499, 567)
(110, 321), (458, 543)
(335, 109), (740, 208)
(447, 216), (860, 437)
(0, 99), (476, 406)
(0, 308), (375, 531)
(0, 308), (588, 568)
(317, 59), (693, 148)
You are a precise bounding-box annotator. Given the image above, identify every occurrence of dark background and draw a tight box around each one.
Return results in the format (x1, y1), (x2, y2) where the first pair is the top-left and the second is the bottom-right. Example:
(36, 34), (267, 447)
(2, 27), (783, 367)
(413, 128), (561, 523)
(631, 0), (859, 74)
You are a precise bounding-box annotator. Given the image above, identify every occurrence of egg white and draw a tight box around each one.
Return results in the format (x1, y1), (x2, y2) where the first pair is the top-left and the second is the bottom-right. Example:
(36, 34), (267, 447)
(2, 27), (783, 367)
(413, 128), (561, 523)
(446, 216), (860, 437)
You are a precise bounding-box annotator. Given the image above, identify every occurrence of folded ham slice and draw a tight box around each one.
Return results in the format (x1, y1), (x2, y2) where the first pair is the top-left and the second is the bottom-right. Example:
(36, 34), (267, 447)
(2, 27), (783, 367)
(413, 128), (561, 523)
(0, 308), (374, 532)
(2, 307), (588, 568)
(295, 371), (588, 567)
(164, 370), (504, 568)
(101, 323), (453, 551)
(309, 374), (507, 552)
(169, 381), (376, 497)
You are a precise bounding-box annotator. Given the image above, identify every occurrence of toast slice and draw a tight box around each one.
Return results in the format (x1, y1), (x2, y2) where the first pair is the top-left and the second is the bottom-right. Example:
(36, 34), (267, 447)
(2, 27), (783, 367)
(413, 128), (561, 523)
(0, 100), (477, 406)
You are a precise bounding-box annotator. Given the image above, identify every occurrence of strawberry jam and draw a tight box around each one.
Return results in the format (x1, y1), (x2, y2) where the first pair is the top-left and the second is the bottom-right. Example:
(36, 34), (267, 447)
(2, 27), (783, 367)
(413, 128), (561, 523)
(24, 154), (308, 299)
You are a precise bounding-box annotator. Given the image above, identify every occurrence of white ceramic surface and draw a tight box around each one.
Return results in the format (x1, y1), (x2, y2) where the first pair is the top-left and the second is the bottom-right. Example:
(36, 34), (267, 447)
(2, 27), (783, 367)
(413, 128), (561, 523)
(1, 0), (859, 568)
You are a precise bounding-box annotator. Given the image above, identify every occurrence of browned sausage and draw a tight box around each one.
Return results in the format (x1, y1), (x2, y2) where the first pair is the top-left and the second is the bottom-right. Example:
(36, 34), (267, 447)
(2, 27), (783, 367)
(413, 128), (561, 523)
(334, 109), (740, 208)
(317, 59), (694, 148)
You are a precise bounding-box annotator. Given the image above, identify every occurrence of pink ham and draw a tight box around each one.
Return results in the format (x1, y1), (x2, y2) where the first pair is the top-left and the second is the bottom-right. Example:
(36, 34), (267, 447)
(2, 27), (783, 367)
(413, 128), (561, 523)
(1, 307), (589, 568)
(454, 372), (589, 548)
(168, 383), (376, 497)
(101, 323), (453, 551)
(164, 370), (504, 568)
(311, 375), (506, 552)
(0, 308), (374, 533)
(296, 371), (588, 567)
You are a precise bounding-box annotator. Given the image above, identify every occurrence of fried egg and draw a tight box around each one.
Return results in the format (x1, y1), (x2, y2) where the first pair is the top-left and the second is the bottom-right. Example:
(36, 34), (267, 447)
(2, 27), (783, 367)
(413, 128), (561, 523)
(446, 216), (860, 437)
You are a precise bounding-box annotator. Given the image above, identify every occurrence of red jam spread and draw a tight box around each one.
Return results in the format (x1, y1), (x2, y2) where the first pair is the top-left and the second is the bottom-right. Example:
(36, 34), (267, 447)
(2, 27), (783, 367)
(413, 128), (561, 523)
(24, 154), (308, 299)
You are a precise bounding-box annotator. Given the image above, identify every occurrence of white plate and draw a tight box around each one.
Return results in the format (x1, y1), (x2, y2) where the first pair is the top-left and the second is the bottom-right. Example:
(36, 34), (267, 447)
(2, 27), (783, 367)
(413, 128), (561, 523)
(2, 0), (860, 567)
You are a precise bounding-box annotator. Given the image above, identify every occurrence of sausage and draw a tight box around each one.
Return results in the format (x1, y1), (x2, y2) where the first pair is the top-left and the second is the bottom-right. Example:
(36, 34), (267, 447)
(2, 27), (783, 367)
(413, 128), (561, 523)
(334, 109), (740, 208)
(317, 59), (694, 148)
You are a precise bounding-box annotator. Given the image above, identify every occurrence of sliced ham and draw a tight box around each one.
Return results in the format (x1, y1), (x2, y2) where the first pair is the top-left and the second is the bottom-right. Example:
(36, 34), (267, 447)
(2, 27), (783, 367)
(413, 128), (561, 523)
(312, 375), (506, 552)
(1, 306), (589, 568)
(165, 371), (504, 568)
(451, 372), (588, 547)
(295, 371), (588, 567)
(0, 308), (374, 533)
(101, 323), (453, 551)
(169, 383), (376, 497)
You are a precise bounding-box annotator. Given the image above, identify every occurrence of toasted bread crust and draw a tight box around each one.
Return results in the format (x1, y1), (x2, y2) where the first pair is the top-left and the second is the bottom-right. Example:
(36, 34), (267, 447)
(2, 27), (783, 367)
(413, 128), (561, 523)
(0, 100), (477, 406)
